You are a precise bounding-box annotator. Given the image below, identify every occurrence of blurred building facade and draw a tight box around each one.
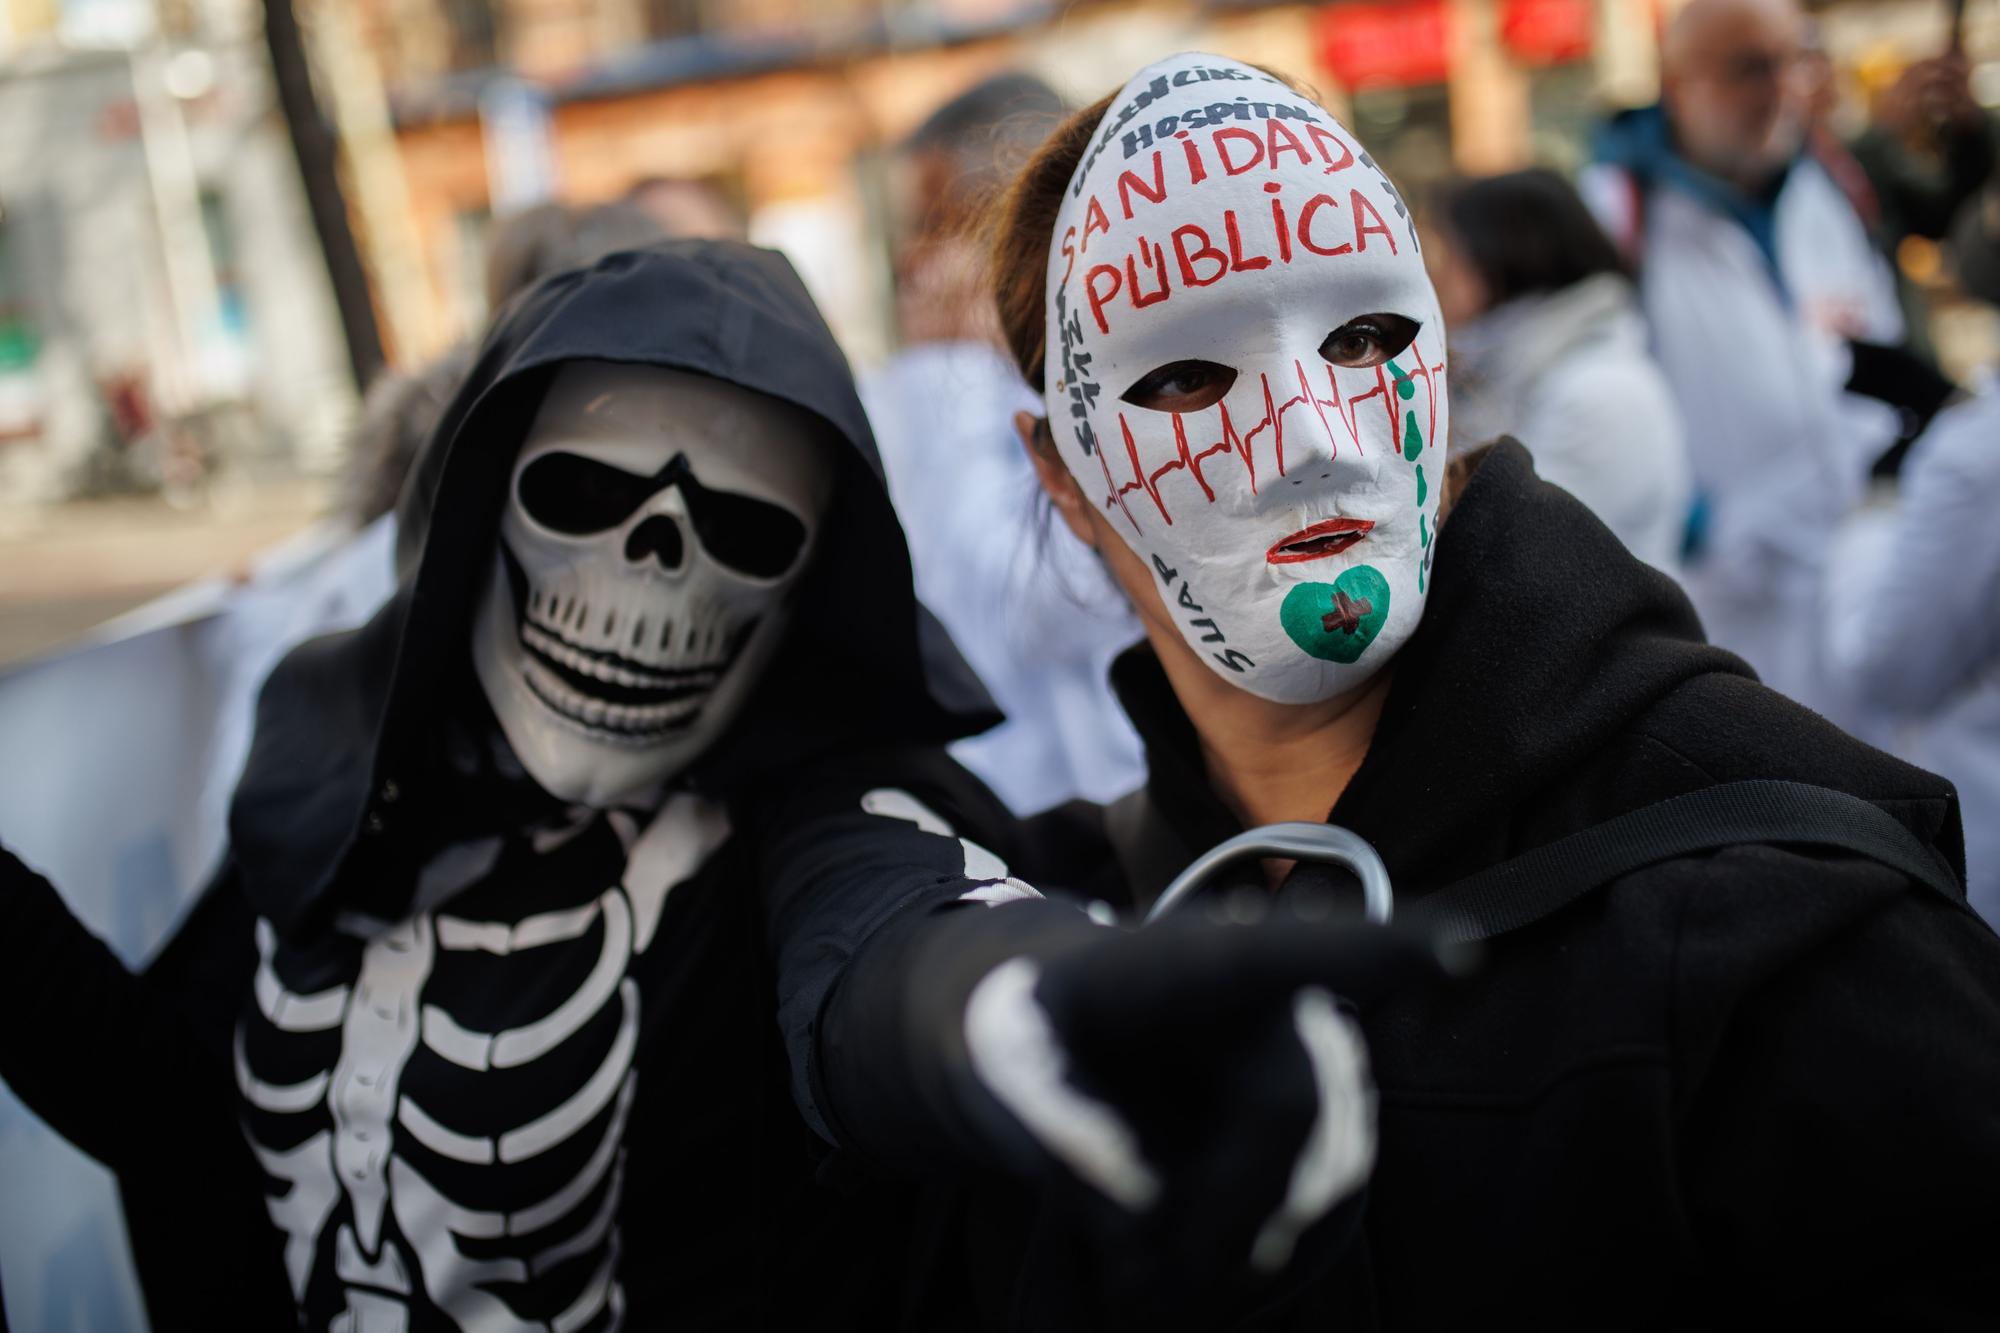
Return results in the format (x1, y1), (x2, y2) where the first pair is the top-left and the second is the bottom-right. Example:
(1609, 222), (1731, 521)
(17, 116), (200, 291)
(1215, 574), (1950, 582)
(345, 0), (1668, 369)
(0, 0), (1990, 508)
(343, 0), (1996, 378)
(0, 0), (354, 508)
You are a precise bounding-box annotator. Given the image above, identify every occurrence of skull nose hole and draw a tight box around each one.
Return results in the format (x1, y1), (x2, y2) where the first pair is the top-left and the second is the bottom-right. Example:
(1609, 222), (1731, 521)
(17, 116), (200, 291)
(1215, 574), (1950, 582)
(625, 514), (685, 571)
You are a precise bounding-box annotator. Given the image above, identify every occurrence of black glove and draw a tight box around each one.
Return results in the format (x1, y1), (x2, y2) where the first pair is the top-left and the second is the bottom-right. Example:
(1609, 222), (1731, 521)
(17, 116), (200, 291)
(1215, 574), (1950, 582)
(863, 898), (1449, 1325)
(1845, 339), (1962, 479)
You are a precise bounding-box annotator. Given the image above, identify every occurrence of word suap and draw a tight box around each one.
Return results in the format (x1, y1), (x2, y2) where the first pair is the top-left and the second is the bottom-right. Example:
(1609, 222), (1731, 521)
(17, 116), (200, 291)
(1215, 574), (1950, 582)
(1150, 551), (1254, 674)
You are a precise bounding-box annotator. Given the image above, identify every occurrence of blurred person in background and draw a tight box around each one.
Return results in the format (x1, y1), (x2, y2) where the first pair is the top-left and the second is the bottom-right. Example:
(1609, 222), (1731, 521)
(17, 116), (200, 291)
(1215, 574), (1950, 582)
(1427, 168), (1691, 570)
(1797, 23), (1981, 472)
(1770, 19), (1910, 351)
(1824, 186), (2000, 925)
(1585, 0), (1904, 711)
(1850, 41), (1998, 354)
(623, 174), (744, 242)
(1797, 22), (1881, 238)
(861, 71), (1146, 815)
(339, 198), (673, 529)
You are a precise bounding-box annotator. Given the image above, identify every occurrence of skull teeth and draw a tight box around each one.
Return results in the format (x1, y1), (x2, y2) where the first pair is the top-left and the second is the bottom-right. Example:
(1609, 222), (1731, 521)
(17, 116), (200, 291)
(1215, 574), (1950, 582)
(521, 621), (723, 690)
(522, 661), (707, 743)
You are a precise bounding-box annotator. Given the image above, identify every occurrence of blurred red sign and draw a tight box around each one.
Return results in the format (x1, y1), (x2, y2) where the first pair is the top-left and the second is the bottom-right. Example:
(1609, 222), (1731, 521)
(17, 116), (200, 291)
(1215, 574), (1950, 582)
(1316, 0), (1452, 90)
(1501, 0), (1594, 65)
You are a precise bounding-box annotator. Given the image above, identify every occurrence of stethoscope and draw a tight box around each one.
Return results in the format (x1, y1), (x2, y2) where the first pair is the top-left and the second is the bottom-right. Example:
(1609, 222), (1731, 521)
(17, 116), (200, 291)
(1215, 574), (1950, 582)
(1143, 823), (1394, 926)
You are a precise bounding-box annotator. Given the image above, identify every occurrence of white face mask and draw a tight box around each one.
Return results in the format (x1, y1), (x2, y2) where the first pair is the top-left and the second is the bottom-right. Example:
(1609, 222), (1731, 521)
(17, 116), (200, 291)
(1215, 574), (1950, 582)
(472, 361), (834, 806)
(1044, 53), (1447, 705)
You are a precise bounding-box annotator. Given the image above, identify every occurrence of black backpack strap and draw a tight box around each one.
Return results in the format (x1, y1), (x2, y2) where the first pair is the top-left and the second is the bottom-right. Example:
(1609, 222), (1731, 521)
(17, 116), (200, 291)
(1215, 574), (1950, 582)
(1103, 786), (1195, 914)
(1410, 780), (1964, 945)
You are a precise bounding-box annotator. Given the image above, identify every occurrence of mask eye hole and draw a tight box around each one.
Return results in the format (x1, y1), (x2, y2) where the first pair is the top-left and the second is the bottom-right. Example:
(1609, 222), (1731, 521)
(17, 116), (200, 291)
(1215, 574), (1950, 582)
(1319, 314), (1421, 370)
(677, 470), (811, 580)
(1120, 359), (1239, 415)
(518, 452), (654, 534)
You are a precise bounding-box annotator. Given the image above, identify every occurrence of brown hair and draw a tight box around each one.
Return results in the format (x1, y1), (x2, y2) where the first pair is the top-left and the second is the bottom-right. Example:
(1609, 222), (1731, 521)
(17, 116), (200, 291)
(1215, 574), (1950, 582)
(986, 76), (1484, 512)
(987, 91), (1116, 393)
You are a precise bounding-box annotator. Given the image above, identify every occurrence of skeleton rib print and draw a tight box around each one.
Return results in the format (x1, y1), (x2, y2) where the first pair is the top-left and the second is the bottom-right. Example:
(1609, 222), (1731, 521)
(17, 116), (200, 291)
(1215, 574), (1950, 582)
(236, 795), (731, 1332)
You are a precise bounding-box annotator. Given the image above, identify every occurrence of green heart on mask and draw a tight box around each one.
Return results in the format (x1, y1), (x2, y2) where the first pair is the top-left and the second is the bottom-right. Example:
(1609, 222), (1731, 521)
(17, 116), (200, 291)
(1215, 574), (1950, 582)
(1279, 565), (1392, 664)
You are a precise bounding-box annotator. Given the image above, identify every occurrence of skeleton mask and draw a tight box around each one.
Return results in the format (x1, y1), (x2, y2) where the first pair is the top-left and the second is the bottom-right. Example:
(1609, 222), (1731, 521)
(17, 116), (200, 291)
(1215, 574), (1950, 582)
(472, 361), (834, 806)
(1044, 53), (1447, 705)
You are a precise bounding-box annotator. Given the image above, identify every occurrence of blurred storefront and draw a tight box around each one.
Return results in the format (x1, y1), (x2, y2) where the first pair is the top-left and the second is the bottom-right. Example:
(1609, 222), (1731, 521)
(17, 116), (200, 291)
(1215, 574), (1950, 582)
(111, 0), (1983, 386)
(4, 0), (1993, 506)
(0, 0), (356, 508)
(353, 0), (1673, 368)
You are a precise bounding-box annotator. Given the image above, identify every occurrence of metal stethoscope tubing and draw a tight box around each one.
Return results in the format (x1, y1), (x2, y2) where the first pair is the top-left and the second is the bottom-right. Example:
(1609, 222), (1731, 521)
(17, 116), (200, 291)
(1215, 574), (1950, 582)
(1143, 822), (1395, 926)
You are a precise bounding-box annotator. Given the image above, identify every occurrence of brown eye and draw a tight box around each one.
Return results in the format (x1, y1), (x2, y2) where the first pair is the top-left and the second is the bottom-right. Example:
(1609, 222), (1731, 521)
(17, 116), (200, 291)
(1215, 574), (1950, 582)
(1318, 314), (1421, 369)
(1121, 359), (1239, 414)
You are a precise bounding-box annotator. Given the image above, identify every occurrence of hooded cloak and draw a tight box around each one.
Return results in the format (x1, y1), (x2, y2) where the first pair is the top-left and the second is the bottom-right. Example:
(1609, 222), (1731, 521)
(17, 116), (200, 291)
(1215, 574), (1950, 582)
(232, 239), (995, 941)
(0, 240), (999, 1330)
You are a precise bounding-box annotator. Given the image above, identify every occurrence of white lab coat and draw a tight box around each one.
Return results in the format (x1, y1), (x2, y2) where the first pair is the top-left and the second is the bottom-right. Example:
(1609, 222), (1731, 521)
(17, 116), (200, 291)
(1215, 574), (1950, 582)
(1779, 157), (1906, 347)
(1583, 158), (1901, 711)
(1448, 274), (1693, 572)
(862, 342), (1146, 813)
(1823, 387), (2000, 925)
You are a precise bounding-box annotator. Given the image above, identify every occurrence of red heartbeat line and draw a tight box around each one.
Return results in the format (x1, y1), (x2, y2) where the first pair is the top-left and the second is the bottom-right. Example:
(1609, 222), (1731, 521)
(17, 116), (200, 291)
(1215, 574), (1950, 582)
(1097, 354), (1444, 531)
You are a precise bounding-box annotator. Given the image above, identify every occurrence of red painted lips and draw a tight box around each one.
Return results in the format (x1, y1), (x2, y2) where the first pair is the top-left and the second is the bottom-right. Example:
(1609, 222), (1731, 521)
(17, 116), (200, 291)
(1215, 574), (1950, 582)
(1266, 517), (1376, 565)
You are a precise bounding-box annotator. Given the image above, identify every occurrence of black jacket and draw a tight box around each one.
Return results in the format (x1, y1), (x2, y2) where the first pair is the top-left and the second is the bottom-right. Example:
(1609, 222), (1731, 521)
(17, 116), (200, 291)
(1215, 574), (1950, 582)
(765, 441), (2000, 1329)
(0, 240), (997, 1330)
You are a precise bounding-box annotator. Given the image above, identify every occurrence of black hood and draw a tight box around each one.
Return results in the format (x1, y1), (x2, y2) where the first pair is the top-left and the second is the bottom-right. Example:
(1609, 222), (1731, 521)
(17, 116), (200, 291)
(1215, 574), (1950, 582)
(232, 240), (998, 938)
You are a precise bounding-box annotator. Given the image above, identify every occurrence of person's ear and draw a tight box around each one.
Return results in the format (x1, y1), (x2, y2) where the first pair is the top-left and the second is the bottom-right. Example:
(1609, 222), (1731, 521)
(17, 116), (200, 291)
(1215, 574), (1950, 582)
(1014, 411), (1096, 549)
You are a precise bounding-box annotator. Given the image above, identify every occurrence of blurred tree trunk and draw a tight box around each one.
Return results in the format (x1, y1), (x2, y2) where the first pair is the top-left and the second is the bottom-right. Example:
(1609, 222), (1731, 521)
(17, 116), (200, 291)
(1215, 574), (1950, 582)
(262, 0), (385, 391)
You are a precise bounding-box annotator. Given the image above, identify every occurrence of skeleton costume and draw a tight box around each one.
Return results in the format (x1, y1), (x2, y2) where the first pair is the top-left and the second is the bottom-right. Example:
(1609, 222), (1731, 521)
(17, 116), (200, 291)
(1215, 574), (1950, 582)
(0, 241), (997, 1330)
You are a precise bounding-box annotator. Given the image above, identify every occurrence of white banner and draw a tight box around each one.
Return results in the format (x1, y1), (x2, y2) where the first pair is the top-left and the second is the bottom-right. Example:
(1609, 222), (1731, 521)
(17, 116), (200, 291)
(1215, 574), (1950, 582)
(0, 516), (395, 1332)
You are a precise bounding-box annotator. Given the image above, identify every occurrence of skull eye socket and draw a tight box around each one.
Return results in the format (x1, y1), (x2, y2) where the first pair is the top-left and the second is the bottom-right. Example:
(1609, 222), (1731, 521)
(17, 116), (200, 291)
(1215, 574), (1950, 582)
(518, 449), (811, 579)
(680, 479), (811, 580)
(518, 452), (654, 534)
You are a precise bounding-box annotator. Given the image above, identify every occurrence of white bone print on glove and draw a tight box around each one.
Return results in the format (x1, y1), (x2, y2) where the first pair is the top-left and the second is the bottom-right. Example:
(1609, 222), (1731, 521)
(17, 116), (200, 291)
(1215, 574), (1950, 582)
(860, 788), (1044, 906)
(963, 956), (1161, 1210)
(1248, 987), (1374, 1272)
